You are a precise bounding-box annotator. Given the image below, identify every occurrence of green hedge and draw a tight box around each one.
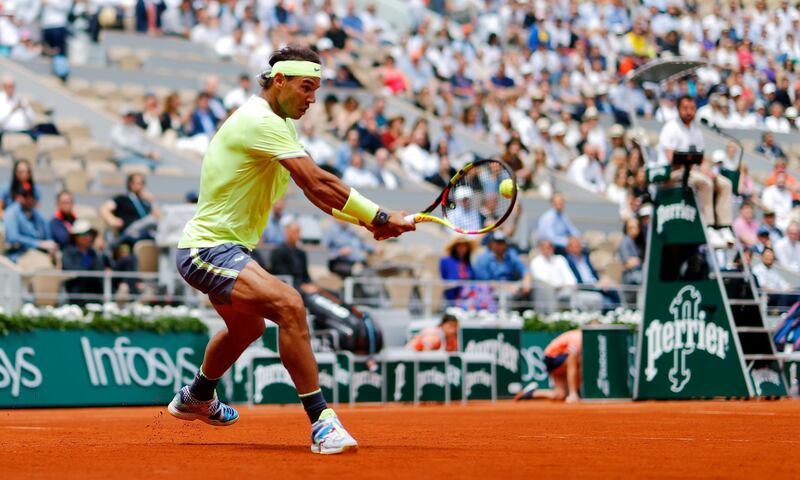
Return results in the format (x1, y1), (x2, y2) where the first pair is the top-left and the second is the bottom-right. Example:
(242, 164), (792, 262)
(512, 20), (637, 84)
(0, 314), (208, 336)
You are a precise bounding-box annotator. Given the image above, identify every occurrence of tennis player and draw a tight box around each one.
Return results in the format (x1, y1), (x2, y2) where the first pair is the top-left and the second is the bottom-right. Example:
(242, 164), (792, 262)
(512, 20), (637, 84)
(167, 45), (414, 454)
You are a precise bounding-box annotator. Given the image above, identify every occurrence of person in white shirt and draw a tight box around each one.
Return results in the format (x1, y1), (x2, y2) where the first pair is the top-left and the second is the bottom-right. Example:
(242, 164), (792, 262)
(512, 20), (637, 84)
(765, 102), (791, 133)
(0, 75), (35, 136)
(529, 239), (576, 312)
(40, 0), (71, 56)
(341, 150), (380, 189)
(658, 95), (734, 244)
(398, 129), (437, 182)
(223, 74), (252, 111)
(298, 122), (335, 168)
(729, 97), (759, 129)
(773, 223), (800, 273)
(568, 143), (606, 194)
(761, 174), (795, 231)
(752, 247), (799, 309)
(373, 148), (400, 190)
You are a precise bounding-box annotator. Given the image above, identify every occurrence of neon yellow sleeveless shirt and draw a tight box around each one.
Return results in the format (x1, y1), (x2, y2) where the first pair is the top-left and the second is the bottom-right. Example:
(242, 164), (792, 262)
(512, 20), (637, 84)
(179, 95), (306, 250)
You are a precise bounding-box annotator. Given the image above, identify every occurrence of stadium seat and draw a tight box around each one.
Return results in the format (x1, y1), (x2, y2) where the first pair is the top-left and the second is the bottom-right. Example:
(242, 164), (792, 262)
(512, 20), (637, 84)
(120, 84), (146, 103)
(52, 160), (83, 177)
(11, 143), (37, 163)
(98, 171), (126, 188)
(93, 81), (119, 99)
(2, 132), (34, 151)
(37, 134), (68, 155)
(315, 273), (344, 293)
(63, 170), (89, 194)
(133, 240), (159, 273)
(121, 164), (151, 175)
(603, 261), (623, 284)
(66, 78), (92, 96)
(153, 165), (185, 176)
(46, 145), (73, 164)
(84, 146), (114, 164)
(583, 230), (607, 251)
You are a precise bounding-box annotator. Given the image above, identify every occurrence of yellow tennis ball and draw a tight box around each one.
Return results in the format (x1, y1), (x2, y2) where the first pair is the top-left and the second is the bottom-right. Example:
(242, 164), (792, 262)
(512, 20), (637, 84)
(499, 179), (515, 199)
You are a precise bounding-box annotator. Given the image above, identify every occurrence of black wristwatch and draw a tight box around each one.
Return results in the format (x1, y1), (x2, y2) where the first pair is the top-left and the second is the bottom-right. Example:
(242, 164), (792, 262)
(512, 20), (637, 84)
(372, 209), (389, 227)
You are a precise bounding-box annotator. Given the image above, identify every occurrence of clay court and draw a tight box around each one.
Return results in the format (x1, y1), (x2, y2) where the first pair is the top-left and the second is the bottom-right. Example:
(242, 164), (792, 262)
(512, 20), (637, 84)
(1, 400), (797, 479)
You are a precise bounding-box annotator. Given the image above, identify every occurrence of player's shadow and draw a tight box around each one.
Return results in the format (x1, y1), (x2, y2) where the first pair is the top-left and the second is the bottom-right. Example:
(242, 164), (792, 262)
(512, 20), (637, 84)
(176, 442), (308, 452)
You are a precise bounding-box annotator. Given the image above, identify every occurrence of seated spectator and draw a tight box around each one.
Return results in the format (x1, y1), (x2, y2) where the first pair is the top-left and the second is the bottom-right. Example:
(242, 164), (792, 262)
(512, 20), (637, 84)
(353, 108), (383, 154)
(568, 143), (606, 194)
(201, 75), (226, 120)
(0, 159), (40, 218)
(761, 210), (784, 245)
(261, 198), (288, 246)
(299, 122), (335, 169)
(473, 231), (531, 300)
(755, 132), (786, 161)
(324, 219), (374, 278)
(618, 218), (644, 286)
(732, 202), (760, 249)
(134, 93), (163, 138)
(439, 235), (476, 305)
(752, 248), (799, 309)
(407, 313), (459, 352)
(529, 238), (576, 311)
(764, 157), (800, 203)
(536, 192), (580, 254)
(189, 92), (219, 137)
(342, 150), (379, 188)
(762, 174), (794, 231)
(564, 236), (621, 310)
(449, 187), (482, 233)
(752, 226), (773, 255)
(268, 221), (316, 293)
(223, 73), (252, 111)
(100, 173), (160, 247)
(774, 223), (800, 274)
(335, 128), (360, 174)
(111, 106), (161, 167)
(0, 75), (36, 140)
(425, 155), (456, 188)
(373, 148), (400, 190)
(3, 185), (57, 262)
(765, 102), (791, 133)
(377, 55), (409, 95)
(61, 220), (107, 306)
(49, 190), (76, 250)
(159, 92), (185, 136)
(398, 129), (437, 182)
(380, 115), (407, 152)
(135, 0), (166, 35)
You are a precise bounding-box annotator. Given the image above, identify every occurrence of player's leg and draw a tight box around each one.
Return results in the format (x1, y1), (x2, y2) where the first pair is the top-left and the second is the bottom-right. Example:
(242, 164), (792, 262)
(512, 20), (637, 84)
(565, 351), (581, 403)
(228, 261), (357, 454)
(167, 301), (260, 426)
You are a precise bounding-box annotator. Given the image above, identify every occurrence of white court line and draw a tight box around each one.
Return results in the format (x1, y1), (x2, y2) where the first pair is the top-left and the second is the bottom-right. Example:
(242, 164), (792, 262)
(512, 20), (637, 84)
(691, 410), (780, 416)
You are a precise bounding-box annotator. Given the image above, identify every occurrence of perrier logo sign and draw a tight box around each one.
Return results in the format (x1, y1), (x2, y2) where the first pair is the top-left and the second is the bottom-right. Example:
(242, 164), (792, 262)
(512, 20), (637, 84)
(644, 285), (730, 393)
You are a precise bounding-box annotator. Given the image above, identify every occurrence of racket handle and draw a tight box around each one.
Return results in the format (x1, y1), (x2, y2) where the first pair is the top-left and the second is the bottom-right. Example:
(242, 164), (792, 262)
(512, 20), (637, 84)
(404, 214), (417, 225)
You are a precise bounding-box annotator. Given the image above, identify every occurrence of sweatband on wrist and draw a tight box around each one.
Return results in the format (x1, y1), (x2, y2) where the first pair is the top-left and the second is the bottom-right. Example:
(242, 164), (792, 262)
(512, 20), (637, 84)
(269, 60), (322, 78)
(342, 188), (380, 225)
(332, 209), (361, 225)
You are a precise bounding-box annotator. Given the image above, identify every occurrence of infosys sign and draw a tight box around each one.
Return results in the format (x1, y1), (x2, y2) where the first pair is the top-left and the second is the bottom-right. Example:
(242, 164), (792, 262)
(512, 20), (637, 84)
(0, 330), (207, 407)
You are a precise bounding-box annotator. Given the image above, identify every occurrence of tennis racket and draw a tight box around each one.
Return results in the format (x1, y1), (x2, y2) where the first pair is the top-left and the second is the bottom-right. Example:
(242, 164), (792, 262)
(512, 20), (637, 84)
(405, 159), (518, 235)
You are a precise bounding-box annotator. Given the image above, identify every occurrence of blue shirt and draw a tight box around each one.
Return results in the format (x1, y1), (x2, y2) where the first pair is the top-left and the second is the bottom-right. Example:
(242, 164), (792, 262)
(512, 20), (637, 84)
(439, 255), (474, 301)
(537, 208), (580, 249)
(473, 249), (527, 282)
(3, 203), (51, 262)
(1, 185), (40, 208)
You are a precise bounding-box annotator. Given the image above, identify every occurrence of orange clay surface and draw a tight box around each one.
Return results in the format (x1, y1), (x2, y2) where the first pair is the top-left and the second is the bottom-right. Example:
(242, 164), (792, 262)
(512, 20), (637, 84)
(1, 400), (798, 479)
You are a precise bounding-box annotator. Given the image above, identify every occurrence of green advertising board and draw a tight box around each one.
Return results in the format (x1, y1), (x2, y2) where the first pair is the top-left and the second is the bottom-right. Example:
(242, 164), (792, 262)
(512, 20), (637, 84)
(350, 354), (383, 403)
(417, 357), (448, 403)
(582, 326), (633, 400)
(250, 352), (337, 405)
(0, 329), (207, 408)
(634, 187), (752, 399)
(336, 352), (351, 404)
(462, 353), (496, 401)
(447, 354), (463, 403)
(460, 325), (521, 398)
(520, 331), (561, 387)
(385, 357), (415, 403)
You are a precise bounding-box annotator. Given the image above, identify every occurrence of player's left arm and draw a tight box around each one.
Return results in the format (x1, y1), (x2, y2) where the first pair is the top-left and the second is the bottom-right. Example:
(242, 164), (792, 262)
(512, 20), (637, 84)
(279, 155), (413, 240)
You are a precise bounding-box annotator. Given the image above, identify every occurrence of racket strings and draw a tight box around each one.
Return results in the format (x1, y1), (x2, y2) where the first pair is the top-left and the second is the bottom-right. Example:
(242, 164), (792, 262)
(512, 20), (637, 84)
(444, 161), (514, 233)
